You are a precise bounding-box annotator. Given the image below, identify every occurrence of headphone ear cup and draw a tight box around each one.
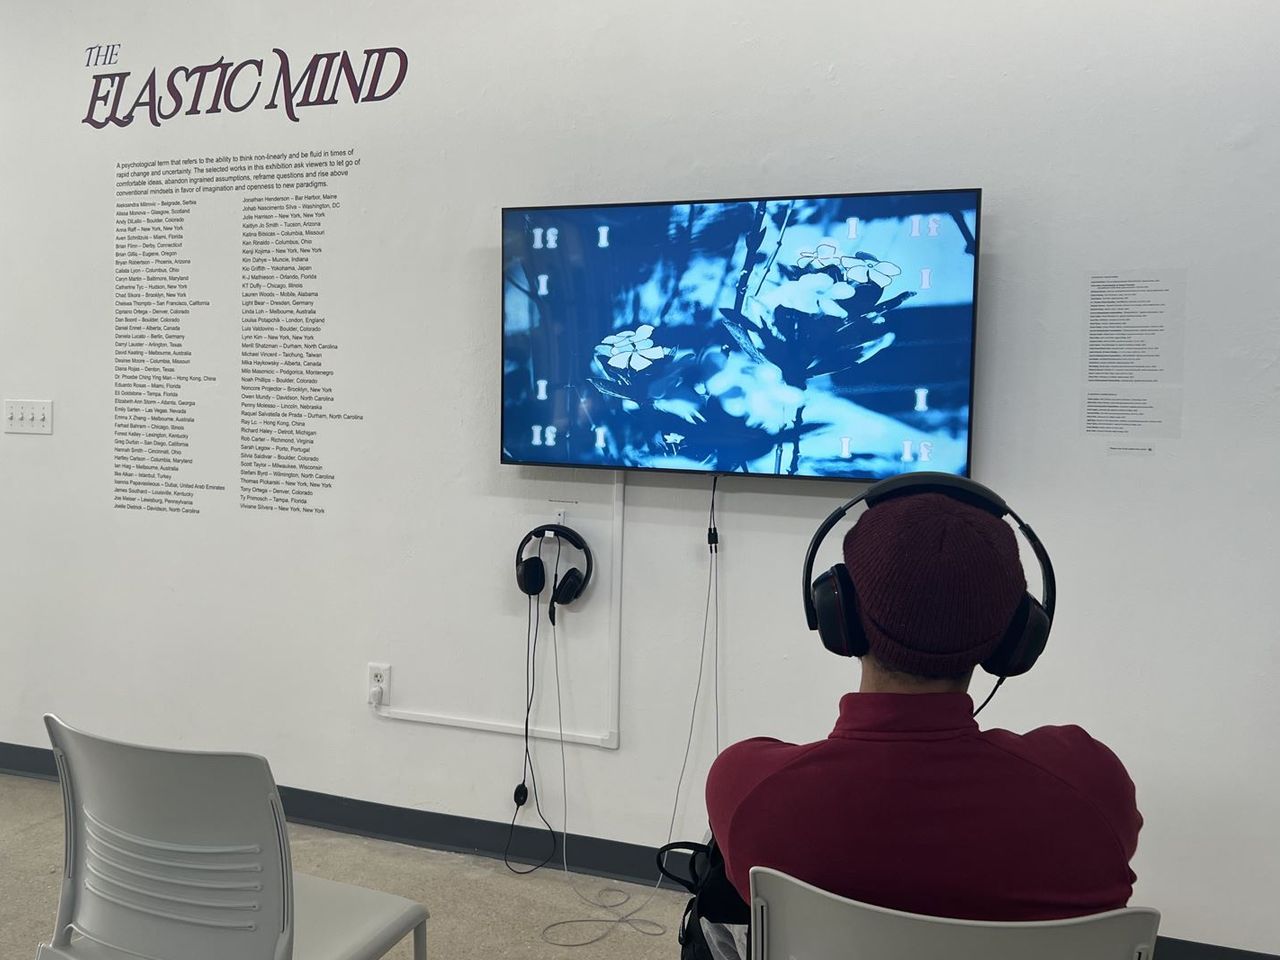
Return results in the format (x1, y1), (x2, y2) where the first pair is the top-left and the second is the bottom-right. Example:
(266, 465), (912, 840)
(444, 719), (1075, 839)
(981, 595), (1051, 678)
(552, 567), (585, 606)
(813, 565), (867, 658)
(516, 557), (546, 596)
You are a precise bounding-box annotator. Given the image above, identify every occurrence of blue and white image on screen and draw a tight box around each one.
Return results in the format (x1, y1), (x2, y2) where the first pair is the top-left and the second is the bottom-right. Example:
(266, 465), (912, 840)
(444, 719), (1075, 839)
(502, 190), (978, 480)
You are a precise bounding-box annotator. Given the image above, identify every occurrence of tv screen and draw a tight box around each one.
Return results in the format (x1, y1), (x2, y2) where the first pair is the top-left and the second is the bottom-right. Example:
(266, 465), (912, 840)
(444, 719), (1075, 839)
(501, 189), (979, 481)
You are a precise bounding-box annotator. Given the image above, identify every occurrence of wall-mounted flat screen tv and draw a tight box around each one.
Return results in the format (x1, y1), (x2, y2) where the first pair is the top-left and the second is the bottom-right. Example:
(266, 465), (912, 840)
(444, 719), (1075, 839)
(501, 188), (979, 481)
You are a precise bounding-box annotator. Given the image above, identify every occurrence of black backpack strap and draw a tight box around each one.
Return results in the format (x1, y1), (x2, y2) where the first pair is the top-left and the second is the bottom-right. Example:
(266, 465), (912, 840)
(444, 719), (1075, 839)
(656, 840), (711, 895)
(678, 888), (721, 960)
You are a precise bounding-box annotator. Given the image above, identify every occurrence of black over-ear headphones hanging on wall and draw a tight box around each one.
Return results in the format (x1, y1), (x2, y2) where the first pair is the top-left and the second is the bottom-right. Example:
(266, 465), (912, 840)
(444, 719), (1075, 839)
(515, 523), (594, 624)
(801, 472), (1056, 681)
(506, 522), (595, 875)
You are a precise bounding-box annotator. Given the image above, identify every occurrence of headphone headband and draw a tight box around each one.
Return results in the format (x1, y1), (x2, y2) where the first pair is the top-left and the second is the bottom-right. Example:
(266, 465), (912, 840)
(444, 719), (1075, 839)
(801, 473), (1054, 629)
(516, 523), (594, 589)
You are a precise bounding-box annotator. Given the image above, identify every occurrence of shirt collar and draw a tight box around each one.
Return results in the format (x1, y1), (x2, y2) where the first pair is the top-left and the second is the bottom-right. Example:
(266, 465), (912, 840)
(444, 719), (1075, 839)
(831, 692), (978, 740)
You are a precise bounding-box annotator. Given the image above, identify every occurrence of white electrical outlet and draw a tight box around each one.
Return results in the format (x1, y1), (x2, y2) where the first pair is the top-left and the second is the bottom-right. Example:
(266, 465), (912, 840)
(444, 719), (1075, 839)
(4, 400), (53, 435)
(367, 662), (392, 706)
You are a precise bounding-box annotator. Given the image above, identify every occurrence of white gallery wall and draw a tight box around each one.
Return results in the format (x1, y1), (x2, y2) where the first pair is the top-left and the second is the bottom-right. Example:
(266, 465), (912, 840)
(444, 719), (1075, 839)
(1, 0), (1277, 951)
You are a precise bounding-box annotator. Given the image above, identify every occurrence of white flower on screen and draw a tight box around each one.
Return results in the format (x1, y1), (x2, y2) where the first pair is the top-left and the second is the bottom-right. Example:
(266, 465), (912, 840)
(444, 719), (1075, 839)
(755, 273), (856, 319)
(663, 432), (685, 444)
(797, 241), (842, 270)
(842, 258), (901, 288)
(594, 324), (667, 371)
(798, 240), (901, 289)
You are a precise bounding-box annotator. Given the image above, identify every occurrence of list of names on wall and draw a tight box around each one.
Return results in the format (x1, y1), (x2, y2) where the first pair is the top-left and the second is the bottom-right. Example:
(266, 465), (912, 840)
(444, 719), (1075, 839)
(239, 192), (341, 513)
(112, 192), (214, 513)
(1083, 270), (1186, 443)
(112, 149), (364, 515)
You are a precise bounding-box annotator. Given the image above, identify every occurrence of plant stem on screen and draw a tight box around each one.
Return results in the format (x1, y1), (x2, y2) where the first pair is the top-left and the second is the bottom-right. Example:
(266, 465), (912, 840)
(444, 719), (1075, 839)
(732, 202), (769, 314)
(788, 405), (806, 476)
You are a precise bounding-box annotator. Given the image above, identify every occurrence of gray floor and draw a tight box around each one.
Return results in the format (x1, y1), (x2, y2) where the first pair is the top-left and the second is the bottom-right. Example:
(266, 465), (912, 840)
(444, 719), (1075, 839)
(0, 773), (686, 959)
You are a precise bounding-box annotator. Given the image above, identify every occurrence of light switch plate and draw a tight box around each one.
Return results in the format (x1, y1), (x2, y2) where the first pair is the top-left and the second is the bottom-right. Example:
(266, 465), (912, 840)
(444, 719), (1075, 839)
(4, 400), (53, 435)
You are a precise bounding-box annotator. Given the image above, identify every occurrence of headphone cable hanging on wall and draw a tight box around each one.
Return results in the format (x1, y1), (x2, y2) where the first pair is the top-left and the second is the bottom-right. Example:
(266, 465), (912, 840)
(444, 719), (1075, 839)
(504, 540), (559, 875)
(540, 474), (722, 947)
(709, 475), (720, 754)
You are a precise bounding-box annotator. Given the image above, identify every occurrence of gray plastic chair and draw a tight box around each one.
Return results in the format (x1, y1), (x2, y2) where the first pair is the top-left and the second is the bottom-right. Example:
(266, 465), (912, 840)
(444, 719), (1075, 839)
(750, 866), (1160, 960)
(36, 715), (428, 960)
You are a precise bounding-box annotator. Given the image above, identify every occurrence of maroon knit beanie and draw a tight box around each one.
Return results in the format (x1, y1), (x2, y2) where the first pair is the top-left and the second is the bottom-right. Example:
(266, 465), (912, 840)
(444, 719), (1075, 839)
(841, 492), (1026, 678)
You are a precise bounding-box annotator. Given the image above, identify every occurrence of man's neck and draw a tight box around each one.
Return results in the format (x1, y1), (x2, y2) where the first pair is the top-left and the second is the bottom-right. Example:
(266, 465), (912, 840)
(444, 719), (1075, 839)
(858, 657), (971, 696)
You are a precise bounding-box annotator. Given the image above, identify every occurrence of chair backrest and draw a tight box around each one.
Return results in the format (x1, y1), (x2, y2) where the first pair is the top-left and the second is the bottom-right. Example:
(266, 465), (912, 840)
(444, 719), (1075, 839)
(749, 867), (1160, 960)
(43, 715), (294, 960)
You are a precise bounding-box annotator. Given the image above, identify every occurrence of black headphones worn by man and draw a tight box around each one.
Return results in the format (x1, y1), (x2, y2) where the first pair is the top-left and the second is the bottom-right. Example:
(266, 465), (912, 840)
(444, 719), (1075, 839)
(515, 523), (594, 624)
(662, 474), (1059, 957)
(802, 472), (1056, 682)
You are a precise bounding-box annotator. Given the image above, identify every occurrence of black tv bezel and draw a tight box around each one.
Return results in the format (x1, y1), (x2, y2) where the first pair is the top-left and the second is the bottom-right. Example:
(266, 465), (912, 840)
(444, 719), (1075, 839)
(500, 186), (981, 485)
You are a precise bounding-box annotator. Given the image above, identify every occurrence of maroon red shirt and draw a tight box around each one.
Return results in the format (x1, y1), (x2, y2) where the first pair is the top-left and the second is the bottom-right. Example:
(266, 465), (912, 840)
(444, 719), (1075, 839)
(706, 692), (1141, 920)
